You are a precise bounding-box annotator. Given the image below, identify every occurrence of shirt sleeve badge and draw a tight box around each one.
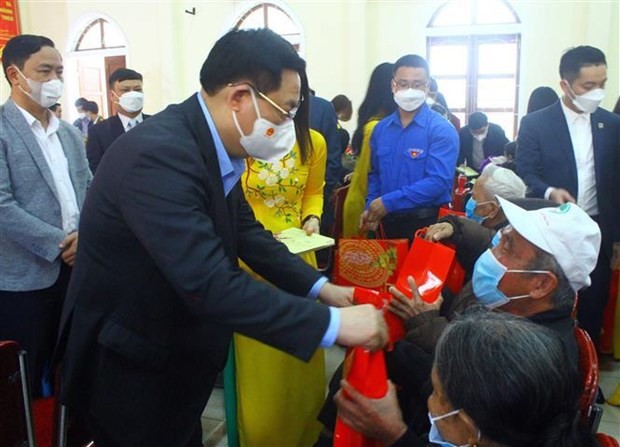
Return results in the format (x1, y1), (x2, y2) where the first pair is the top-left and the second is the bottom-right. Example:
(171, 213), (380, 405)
(408, 148), (424, 158)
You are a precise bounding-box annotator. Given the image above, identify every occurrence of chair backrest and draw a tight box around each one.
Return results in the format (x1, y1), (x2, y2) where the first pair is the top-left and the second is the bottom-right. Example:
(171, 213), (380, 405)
(574, 327), (599, 427)
(596, 433), (620, 447)
(0, 340), (36, 447)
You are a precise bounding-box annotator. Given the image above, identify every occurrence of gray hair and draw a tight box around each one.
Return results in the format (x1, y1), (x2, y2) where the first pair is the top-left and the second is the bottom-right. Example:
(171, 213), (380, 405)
(435, 311), (582, 446)
(480, 163), (527, 200)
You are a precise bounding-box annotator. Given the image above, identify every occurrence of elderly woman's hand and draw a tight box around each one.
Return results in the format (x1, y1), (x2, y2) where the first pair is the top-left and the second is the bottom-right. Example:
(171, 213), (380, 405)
(335, 379), (407, 446)
(388, 276), (443, 321)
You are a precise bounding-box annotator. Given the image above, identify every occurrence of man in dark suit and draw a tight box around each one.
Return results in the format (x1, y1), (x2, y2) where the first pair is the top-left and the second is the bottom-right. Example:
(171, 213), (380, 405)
(71, 97), (91, 138)
(517, 45), (620, 346)
(58, 28), (386, 446)
(458, 112), (509, 171)
(86, 68), (150, 173)
(310, 93), (342, 239)
(0, 35), (91, 397)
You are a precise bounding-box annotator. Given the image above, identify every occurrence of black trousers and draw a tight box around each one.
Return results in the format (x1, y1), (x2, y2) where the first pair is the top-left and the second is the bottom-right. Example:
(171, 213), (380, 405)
(576, 239), (612, 347)
(0, 263), (70, 397)
(380, 208), (439, 243)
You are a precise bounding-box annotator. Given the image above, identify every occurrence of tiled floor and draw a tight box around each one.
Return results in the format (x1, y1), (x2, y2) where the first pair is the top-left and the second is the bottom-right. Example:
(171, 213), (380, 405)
(202, 349), (620, 446)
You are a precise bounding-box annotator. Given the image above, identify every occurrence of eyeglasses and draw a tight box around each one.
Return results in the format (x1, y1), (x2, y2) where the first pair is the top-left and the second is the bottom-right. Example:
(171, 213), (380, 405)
(392, 79), (428, 90)
(228, 82), (302, 120)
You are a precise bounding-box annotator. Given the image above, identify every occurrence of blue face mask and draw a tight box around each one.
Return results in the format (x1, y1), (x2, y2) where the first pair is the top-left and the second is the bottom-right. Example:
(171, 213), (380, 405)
(491, 230), (502, 247)
(472, 249), (549, 309)
(465, 197), (494, 224)
(428, 409), (475, 447)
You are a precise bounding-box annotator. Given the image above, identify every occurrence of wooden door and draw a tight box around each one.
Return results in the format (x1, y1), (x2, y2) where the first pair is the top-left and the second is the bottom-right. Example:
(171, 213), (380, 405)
(77, 57), (106, 117)
(104, 55), (126, 117)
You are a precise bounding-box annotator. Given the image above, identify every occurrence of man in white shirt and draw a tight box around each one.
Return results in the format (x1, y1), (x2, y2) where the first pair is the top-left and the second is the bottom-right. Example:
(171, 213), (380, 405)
(86, 68), (151, 173)
(517, 45), (620, 347)
(0, 34), (91, 396)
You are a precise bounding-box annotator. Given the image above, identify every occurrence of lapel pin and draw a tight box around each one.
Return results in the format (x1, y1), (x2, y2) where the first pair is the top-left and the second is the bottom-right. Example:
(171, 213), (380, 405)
(598, 122), (604, 129)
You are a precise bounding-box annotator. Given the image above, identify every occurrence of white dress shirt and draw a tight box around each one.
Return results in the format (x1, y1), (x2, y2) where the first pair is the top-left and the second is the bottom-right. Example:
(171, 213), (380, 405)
(118, 112), (144, 132)
(16, 105), (80, 233)
(560, 99), (598, 215)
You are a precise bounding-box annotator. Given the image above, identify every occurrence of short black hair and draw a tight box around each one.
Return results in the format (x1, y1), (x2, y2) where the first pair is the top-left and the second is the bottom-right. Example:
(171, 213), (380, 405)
(559, 46), (606, 83)
(199, 28), (311, 162)
(468, 112), (488, 130)
(108, 68), (143, 88)
(74, 97), (88, 108)
(331, 94), (352, 115)
(2, 34), (55, 85)
(83, 100), (99, 114)
(49, 103), (61, 112)
(393, 54), (430, 79)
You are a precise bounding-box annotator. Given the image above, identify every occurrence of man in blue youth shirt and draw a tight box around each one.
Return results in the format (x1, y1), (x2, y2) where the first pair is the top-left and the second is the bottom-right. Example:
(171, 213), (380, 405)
(361, 55), (459, 241)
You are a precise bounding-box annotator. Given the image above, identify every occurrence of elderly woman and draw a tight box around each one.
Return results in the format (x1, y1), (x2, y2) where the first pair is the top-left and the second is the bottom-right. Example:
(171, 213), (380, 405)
(335, 311), (596, 447)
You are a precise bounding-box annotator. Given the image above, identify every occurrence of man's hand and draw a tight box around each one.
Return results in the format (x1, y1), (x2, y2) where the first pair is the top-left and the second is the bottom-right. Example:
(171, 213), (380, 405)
(302, 216), (320, 235)
(334, 380), (407, 446)
(319, 282), (354, 308)
(337, 304), (388, 351)
(425, 222), (454, 242)
(59, 232), (78, 266)
(388, 276), (443, 321)
(360, 198), (387, 232)
(611, 242), (620, 270)
(549, 188), (576, 204)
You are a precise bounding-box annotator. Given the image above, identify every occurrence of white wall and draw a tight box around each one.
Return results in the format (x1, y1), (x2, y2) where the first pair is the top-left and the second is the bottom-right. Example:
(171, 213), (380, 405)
(3, 0), (618, 130)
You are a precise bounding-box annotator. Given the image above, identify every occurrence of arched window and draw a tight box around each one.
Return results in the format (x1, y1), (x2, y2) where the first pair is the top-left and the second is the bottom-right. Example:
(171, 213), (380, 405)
(234, 2), (303, 53)
(427, 0), (521, 138)
(74, 18), (125, 52)
(66, 16), (128, 120)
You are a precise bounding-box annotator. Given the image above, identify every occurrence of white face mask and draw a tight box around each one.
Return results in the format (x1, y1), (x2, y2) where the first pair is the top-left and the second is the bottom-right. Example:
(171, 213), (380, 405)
(14, 66), (63, 108)
(473, 129), (488, 142)
(565, 81), (604, 114)
(78, 112), (87, 119)
(394, 88), (426, 112)
(114, 91), (144, 113)
(232, 89), (296, 163)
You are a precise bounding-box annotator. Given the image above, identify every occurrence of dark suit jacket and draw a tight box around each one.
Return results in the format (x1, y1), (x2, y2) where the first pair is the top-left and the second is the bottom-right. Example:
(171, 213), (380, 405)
(72, 117), (93, 135)
(458, 122), (509, 167)
(58, 95), (330, 445)
(86, 113), (151, 174)
(517, 101), (620, 257)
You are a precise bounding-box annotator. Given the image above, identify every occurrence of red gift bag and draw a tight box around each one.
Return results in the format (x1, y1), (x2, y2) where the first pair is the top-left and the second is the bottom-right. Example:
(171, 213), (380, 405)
(333, 348), (388, 447)
(333, 288), (389, 447)
(353, 287), (404, 347)
(395, 229), (457, 303)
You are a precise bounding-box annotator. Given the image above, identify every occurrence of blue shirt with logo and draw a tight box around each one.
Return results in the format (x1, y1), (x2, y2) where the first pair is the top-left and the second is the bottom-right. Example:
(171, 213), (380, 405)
(367, 104), (459, 213)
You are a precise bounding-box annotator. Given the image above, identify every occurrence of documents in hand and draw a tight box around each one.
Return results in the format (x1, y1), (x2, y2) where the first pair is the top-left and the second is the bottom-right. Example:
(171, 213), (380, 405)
(276, 227), (335, 255)
(456, 165), (479, 178)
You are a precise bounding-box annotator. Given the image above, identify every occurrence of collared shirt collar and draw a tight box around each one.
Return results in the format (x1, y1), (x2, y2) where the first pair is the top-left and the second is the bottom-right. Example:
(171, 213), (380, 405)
(118, 111), (144, 131)
(560, 97), (590, 126)
(195, 91), (245, 196)
(15, 103), (59, 134)
(386, 103), (431, 129)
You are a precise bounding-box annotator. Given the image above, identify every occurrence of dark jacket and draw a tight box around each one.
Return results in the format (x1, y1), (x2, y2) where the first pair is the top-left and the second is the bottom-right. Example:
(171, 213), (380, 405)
(458, 122), (509, 168)
(58, 95), (329, 446)
(86, 113), (151, 174)
(517, 101), (620, 258)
